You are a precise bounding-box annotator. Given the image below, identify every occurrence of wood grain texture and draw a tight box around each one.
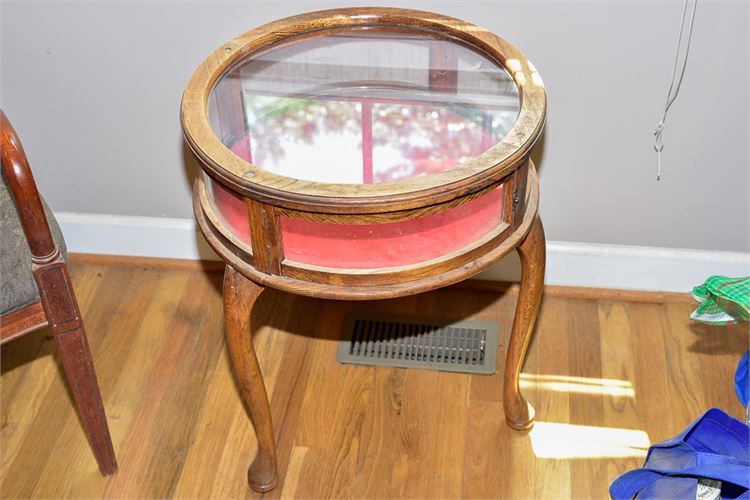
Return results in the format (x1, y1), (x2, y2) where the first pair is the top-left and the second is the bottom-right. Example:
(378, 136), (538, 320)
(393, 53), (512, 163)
(68, 254), (693, 304)
(504, 215), (545, 429)
(68, 253), (226, 272)
(275, 178), (506, 225)
(1, 262), (106, 492)
(184, 14), (547, 472)
(1, 109), (117, 476)
(181, 7), (546, 213)
(0, 303), (47, 345)
(223, 266), (278, 492)
(454, 280), (693, 304)
(246, 200), (283, 275)
(193, 163), (540, 299)
(511, 161), (529, 229)
(0, 109), (55, 258)
(2, 259), (743, 499)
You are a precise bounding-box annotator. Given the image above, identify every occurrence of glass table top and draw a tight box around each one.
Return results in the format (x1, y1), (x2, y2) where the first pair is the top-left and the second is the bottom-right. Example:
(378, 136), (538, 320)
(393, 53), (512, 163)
(208, 27), (520, 185)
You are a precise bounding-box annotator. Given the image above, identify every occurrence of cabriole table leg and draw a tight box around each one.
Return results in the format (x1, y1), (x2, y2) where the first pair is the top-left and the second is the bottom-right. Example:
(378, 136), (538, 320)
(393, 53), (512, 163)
(223, 265), (278, 492)
(503, 215), (546, 430)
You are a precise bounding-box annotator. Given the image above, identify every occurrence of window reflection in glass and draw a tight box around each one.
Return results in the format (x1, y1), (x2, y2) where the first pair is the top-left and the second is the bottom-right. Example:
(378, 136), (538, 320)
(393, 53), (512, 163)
(208, 28), (520, 184)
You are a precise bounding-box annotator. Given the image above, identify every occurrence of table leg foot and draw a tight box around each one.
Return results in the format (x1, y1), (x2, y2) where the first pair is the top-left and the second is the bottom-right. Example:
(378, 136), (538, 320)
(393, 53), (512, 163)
(223, 265), (279, 493)
(503, 215), (545, 430)
(248, 461), (279, 493)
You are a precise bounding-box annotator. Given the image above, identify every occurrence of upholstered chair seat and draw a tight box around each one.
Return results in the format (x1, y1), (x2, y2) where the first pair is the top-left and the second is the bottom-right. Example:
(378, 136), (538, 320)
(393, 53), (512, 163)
(1, 176), (67, 315)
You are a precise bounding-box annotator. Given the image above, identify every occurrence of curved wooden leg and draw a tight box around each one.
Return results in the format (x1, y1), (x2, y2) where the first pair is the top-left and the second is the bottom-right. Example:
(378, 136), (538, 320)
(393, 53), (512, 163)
(223, 265), (278, 493)
(504, 215), (546, 430)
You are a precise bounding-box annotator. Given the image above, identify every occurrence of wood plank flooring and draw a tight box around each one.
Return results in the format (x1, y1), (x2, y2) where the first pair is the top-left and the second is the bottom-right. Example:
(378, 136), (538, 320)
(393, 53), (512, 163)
(1, 257), (746, 499)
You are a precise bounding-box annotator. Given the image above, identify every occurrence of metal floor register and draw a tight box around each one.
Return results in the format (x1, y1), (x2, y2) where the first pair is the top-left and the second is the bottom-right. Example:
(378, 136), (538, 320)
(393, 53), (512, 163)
(337, 313), (500, 375)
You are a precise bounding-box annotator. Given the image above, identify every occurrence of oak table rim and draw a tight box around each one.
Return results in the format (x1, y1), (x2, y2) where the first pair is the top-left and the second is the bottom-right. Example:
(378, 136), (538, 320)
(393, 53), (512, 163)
(180, 7), (546, 214)
(193, 163), (540, 300)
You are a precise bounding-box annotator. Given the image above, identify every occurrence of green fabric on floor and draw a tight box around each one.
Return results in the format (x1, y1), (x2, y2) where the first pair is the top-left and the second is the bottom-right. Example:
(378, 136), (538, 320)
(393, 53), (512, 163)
(690, 276), (750, 325)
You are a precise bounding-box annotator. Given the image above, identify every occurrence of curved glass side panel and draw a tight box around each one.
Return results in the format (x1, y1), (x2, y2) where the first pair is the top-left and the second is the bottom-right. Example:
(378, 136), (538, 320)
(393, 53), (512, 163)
(204, 174), (252, 247)
(280, 186), (504, 269)
(206, 176), (507, 270)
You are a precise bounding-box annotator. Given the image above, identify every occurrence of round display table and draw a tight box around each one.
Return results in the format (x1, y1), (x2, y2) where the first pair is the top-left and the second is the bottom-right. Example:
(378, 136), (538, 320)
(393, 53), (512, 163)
(182, 8), (546, 492)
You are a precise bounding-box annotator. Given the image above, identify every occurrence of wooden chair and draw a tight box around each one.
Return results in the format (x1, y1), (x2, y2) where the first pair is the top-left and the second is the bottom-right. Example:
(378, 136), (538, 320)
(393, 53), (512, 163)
(0, 109), (117, 475)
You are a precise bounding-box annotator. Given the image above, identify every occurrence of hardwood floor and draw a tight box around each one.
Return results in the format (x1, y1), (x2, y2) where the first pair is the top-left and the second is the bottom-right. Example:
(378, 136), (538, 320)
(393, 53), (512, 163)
(1, 256), (746, 499)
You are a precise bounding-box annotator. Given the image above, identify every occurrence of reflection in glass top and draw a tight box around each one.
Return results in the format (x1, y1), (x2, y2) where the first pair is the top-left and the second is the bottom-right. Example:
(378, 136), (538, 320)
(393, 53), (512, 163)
(208, 27), (520, 184)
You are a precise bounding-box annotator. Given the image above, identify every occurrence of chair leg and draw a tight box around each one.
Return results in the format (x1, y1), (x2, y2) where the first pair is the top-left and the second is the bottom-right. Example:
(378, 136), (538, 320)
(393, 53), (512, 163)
(33, 254), (117, 475)
(223, 265), (278, 493)
(503, 215), (546, 430)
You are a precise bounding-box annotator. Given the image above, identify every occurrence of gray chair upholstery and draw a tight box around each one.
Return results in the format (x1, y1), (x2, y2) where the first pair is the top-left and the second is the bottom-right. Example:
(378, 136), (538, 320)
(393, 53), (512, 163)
(1, 174), (67, 315)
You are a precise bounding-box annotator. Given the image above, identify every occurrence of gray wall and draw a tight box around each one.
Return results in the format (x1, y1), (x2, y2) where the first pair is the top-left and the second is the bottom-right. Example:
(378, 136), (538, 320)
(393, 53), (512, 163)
(2, 0), (748, 252)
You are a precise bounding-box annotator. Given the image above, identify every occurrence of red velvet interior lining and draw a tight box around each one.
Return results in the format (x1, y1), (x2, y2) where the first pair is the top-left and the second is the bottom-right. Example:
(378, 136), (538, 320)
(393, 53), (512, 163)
(280, 189), (503, 268)
(209, 178), (504, 269)
(206, 119), (505, 269)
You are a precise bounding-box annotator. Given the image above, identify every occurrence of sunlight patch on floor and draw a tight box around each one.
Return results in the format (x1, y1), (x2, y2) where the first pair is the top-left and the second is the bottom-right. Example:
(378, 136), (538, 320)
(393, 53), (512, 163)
(520, 373), (635, 397)
(530, 421), (650, 459)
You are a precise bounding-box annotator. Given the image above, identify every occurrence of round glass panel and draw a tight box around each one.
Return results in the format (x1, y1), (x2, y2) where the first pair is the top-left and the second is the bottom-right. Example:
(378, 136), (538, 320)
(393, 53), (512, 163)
(208, 27), (520, 185)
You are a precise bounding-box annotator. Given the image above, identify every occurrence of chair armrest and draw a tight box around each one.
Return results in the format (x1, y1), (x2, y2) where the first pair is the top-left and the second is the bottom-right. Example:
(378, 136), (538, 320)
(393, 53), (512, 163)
(1, 109), (57, 261)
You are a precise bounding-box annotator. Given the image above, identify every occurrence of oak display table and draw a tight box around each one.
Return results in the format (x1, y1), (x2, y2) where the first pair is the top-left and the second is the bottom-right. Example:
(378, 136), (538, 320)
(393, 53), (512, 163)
(182, 8), (546, 492)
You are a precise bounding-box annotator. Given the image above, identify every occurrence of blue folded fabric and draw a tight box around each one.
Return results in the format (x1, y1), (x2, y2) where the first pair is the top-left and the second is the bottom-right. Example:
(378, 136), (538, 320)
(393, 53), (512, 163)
(736, 351), (749, 408)
(610, 408), (749, 499)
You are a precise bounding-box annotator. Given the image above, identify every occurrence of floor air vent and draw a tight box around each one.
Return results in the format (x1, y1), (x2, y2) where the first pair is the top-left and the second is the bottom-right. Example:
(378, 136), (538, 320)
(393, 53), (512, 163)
(337, 314), (499, 375)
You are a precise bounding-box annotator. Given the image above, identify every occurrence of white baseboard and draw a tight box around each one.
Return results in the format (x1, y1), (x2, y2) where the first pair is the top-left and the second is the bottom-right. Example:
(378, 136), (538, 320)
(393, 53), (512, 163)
(57, 212), (218, 261)
(56, 212), (750, 293)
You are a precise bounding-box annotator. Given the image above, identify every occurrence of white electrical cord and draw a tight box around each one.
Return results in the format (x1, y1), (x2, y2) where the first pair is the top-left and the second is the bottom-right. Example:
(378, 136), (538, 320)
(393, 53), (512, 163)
(654, 0), (698, 181)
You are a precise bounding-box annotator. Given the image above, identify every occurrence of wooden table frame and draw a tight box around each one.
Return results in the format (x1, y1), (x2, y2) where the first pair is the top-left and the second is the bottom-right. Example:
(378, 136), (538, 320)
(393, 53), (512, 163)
(182, 8), (546, 493)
